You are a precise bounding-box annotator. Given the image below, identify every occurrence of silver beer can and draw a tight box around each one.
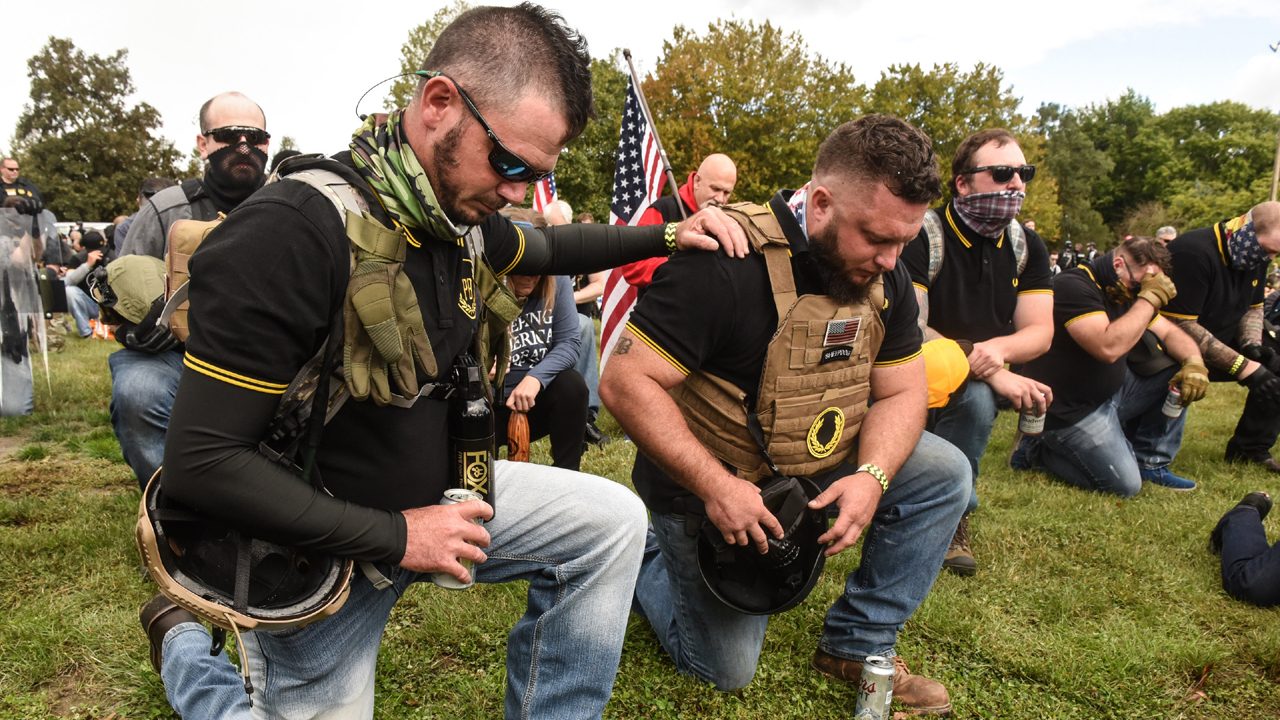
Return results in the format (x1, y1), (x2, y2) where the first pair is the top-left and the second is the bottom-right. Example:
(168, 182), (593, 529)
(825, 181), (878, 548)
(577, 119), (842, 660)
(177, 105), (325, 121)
(430, 488), (484, 591)
(853, 655), (894, 720)
(1161, 385), (1183, 419)
(1018, 409), (1045, 436)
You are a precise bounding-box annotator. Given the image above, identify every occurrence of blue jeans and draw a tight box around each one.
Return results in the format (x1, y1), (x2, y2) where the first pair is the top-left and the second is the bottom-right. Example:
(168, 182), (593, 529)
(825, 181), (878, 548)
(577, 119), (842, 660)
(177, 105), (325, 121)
(1218, 506), (1280, 607)
(574, 314), (600, 411)
(927, 381), (995, 514)
(1026, 368), (1185, 496)
(109, 348), (185, 489)
(65, 285), (99, 337)
(158, 461), (647, 719)
(633, 432), (969, 690)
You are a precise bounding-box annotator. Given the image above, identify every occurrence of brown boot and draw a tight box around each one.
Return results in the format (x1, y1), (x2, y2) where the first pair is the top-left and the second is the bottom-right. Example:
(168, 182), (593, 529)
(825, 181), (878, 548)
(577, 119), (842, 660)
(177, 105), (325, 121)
(942, 515), (976, 576)
(813, 649), (951, 716)
(140, 594), (199, 674)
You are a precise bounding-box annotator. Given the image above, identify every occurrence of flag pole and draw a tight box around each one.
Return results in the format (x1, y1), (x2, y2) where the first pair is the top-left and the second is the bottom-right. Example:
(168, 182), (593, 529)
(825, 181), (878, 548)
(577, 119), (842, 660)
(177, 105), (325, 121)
(622, 49), (687, 220)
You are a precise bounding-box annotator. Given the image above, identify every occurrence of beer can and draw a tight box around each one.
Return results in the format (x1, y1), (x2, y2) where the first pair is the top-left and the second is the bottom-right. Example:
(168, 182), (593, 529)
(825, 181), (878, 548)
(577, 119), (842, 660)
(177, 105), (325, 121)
(1018, 409), (1045, 436)
(1161, 385), (1183, 419)
(430, 488), (484, 591)
(854, 655), (894, 720)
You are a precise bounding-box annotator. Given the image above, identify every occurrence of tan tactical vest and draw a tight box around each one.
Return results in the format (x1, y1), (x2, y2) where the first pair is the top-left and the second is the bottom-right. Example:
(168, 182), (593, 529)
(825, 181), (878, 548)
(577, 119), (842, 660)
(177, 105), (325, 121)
(669, 202), (885, 482)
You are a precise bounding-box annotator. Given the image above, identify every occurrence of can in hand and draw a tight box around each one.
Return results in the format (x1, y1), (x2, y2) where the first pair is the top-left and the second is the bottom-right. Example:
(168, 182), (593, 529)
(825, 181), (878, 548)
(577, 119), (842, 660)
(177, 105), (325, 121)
(1161, 385), (1183, 419)
(854, 655), (895, 720)
(430, 488), (484, 591)
(1018, 409), (1045, 436)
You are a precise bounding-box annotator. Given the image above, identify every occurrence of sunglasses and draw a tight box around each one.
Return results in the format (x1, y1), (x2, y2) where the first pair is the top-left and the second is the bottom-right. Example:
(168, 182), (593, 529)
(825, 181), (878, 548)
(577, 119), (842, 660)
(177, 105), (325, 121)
(203, 125), (271, 146)
(420, 71), (552, 183)
(961, 164), (1036, 184)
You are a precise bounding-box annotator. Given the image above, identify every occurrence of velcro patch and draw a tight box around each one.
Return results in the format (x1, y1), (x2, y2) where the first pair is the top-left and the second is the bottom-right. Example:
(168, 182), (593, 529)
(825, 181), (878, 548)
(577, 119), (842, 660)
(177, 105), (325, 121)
(824, 317), (861, 346)
(821, 346), (853, 364)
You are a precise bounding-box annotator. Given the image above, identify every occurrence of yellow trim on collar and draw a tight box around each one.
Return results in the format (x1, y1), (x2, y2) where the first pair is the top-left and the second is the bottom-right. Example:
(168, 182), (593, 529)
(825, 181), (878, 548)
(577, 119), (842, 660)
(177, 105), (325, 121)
(1214, 224), (1228, 267)
(626, 322), (690, 376)
(184, 353), (288, 395)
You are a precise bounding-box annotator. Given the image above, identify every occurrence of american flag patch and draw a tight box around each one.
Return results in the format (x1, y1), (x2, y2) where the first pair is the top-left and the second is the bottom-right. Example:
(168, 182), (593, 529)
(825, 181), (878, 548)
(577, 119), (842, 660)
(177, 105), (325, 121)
(824, 317), (861, 346)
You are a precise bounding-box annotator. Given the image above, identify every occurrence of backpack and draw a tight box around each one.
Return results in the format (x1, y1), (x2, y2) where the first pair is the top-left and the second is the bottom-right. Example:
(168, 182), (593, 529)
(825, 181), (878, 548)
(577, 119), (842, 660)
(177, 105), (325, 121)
(920, 208), (1028, 283)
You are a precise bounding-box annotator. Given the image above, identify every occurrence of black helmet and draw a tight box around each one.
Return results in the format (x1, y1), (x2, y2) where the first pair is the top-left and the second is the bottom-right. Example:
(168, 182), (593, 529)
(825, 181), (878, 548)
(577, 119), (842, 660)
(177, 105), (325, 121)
(697, 475), (827, 615)
(136, 471), (352, 632)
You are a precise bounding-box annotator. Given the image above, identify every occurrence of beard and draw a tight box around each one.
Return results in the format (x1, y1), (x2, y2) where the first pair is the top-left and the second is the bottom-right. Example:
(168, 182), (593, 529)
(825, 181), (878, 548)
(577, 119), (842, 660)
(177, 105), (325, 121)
(809, 222), (872, 305)
(209, 143), (267, 188)
(430, 120), (504, 226)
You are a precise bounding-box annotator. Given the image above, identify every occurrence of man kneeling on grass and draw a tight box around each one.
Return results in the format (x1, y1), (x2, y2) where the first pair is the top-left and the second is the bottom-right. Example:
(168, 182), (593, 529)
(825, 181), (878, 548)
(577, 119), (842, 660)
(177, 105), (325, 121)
(600, 115), (969, 717)
(1011, 236), (1208, 494)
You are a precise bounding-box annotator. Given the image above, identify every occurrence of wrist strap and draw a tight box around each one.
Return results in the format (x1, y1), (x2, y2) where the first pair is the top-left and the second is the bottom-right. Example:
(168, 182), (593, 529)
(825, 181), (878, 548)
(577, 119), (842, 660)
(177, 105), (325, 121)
(663, 223), (679, 254)
(1230, 355), (1246, 377)
(857, 463), (889, 493)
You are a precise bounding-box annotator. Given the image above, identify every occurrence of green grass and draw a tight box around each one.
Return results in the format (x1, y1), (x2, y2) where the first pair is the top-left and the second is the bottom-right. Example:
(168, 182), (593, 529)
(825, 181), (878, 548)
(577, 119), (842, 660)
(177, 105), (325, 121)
(2, 335), (1279, 718)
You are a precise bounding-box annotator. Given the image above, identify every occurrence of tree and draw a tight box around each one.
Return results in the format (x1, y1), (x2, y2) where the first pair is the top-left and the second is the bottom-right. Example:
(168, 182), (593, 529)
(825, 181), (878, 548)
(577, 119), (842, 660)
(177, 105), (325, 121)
(1034, 103), (1113, 247)
(865, 62), (1023, 175)
(642, 19), (864, 203)
(384, 0), (472, 111)
(11, 37), (184, 220)
(548, 52), (629, 222)
(1077, 90), (1171, 227)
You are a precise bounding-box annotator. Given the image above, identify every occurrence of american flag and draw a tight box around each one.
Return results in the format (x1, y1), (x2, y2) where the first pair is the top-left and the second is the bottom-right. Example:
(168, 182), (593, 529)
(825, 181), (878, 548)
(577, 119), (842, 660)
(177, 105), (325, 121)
(599, 77), (668, 371)
(823, 317), (862, 346)
(531, 174), (557, 214)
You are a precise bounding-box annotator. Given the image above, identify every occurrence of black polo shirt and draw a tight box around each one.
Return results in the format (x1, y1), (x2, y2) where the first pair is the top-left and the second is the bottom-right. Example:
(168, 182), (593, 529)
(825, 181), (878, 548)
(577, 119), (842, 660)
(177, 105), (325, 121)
(1161, 222), (1265, 349)
(901, 201), (1053, 342)
(1022, 259), (1153, 429)
(627, 190), (923, 512)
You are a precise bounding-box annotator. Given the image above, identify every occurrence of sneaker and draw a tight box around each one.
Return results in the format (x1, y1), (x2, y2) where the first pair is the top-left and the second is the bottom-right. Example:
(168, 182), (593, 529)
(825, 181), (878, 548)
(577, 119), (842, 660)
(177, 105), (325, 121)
(1209, 491), (1273, 555)
(584, 421), (610, 447)
(139, 594), (199, 674)
(942, 515), (977, 576)
(812, 649), (951, 716)
(1139, 467), (1196, 492)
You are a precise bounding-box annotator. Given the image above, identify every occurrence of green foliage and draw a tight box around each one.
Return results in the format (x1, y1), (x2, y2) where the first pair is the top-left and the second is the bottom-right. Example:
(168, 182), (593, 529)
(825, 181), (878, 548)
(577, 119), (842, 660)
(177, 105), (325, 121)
(1036, 103), (1114, 247)
(643, 19), (864, 204)
(11, 37), (185, 221)
(384, 0), (472, 112)
(546, 52), (630, 222)
(866, 62), (1023, 176)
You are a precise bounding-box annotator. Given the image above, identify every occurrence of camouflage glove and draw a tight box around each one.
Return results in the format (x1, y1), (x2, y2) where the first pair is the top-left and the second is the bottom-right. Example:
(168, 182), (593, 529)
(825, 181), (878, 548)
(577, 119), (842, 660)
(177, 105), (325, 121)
(1171, 359), (1209, 405)
(1136, 273), (1177, 310)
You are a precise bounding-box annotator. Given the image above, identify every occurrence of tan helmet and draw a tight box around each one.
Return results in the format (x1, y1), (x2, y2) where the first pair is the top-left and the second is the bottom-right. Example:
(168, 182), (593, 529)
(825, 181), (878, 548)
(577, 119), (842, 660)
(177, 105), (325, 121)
(135, 470), (353, 634)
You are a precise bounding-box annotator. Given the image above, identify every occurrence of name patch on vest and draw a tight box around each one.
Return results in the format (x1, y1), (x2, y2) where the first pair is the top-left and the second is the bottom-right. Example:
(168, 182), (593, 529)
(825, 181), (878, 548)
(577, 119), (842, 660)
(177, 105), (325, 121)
(821, 346), (853, 364)
(807, 407), (845, 458)
(824, 318), (861, 346)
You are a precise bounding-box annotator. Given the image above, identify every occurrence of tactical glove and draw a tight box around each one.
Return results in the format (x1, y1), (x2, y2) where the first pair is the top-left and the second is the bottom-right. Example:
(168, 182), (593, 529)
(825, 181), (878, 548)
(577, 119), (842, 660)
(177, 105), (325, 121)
(1241, 365), (1280, 410)
(1136, 273), (1177, 310)
(343, 257), (434, 406)
(1171, 359), (1209, 405)
(11, 197), (41, 216)
(121, 297), (180, 354)
(1241, 344), (1280, 374)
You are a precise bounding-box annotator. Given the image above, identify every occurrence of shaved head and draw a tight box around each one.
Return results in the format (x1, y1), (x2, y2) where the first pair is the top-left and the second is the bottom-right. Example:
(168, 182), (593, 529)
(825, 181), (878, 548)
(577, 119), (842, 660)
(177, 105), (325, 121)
(693, 153), (737, 208)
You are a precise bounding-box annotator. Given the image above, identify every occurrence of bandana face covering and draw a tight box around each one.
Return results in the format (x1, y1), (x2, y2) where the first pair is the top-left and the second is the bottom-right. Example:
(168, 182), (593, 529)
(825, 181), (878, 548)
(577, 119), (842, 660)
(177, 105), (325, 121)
(1092, 251), (1135, 306)
(349, 110), (465, 241)
(953, 190), (1025, 238)
(1225, 213), (1269, 271)
(786, 182), (811, 238)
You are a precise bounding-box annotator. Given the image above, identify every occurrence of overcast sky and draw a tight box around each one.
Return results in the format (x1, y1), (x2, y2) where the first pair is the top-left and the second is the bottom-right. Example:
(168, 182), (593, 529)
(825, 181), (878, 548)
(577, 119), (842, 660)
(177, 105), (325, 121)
(3, 0), (1279, 163)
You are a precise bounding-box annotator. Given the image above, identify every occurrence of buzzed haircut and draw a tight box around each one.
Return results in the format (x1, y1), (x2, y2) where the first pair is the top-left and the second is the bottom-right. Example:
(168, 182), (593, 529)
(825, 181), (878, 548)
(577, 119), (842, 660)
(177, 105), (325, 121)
(951, 128), (1018, 193)
(814, 114), (942, 206)
(1252, 202), (1280, 237)
(1119, 236), (1173, 275)
(139, 176), (178, 199)
(420, 2), (594, 142)
(197, 92), (267, 134)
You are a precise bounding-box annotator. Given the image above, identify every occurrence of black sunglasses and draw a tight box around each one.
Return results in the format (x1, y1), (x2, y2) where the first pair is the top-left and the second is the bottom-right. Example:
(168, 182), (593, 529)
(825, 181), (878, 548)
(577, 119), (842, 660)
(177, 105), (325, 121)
(419, 71), (552, 183)
(203, 125), (271, 146)
(961, 164), (1036, 184)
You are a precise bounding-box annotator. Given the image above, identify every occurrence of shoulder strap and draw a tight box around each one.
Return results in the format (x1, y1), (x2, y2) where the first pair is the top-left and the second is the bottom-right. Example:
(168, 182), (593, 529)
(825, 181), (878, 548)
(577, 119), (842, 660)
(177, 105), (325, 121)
(720, 202), (795, 320)
(1009, 221), (1028, 275)
(922, 208), (945, 283)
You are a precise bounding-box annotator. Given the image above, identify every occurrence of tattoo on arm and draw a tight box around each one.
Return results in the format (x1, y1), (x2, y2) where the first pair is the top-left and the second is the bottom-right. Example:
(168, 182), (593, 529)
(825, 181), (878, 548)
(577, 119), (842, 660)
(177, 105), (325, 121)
(1177, 319), (1240, 372)
(615, 337), (633, 355)
(1238, 306), (1263, 348)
